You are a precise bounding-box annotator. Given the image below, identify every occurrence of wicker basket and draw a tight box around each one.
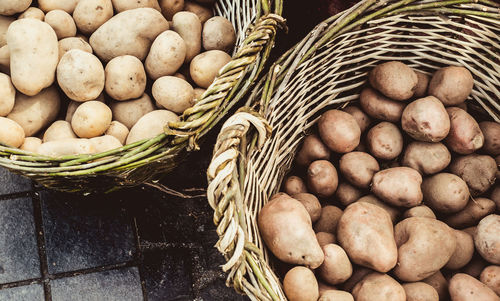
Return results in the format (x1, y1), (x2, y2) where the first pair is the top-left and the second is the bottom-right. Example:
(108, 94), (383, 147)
(0, 0), (285, 194)
(207, 1), (500, 300)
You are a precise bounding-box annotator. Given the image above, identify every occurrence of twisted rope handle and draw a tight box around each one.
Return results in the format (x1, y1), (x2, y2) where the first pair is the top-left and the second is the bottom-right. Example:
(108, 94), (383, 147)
(207, 108), (282, 301)
(165, 14), (286, 151)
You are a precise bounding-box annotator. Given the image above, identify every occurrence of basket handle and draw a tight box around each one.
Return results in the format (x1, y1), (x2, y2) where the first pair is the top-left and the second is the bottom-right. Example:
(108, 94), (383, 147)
(207, 108), (282, 301)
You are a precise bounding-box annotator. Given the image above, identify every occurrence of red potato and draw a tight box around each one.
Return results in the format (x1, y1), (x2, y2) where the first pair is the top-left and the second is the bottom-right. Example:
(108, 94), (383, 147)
(293, 193), (321, 223)
(342, 266), (373, 292)
(401, 141), (451, 175)
(318, 282), (337, 295)
(317, 109), (361, 153)
(463, 255), (489, 279)
(491, 186), (500, 211)
(449, 154), (497, 196)
(339, 152), (380, 189)
(449, 273), (500, 301)
(475, 214), (500, 265)
(403, 205), (436, 219)
(283, 176), (307, 195)
(445, 107), (484, 154)
(318, 244), (353, 285)
(283, 266), (319, 301)
(318, 290), (354, 301)
(401, 96), (450, 142)
(422, 173), (469, 213)
(371, 167), (423, 207)
(352, 272), (406, 301)
(356, 194), (400, 223)
(314, 206), (343, 234)
(343, 106), (372, 133)
(316, 232), (336, 247)
(366, 122), (403, 160)
(359, 87), (406, 122)
(444, 197), (496, 229)
(307, 160), (338, 198)
(295, 134), (331, 166)
(422, 271), (449, 301)
(334, 182), (365, 206)
(445, 230), (475, 270)
(480, 265), (500, 296)
(413, 70), (430, 98)
(402, 282), (439, 301)
(479, 121), (500, 156)
(369, 61), (418, 101)
(428, 66), (474, 106)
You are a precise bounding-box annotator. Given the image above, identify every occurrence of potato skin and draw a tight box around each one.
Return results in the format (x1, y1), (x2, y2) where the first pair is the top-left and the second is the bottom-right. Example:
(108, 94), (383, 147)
(343, 106), (372, 133)
(73, 0), (114, 36)
(20, 137), (42, 152)
(403, 205), (436, 219)
(58, 37), (93, 61)
(445, 230), (474, 270)
(111, 0), (160, 12)
(190, 50), (231, 88)
(0, 73), (15, 116)
(318, 110), (361, 153)
(284, 176), (307, 195)
(202, 16), (236, 53)
(449, 273), (500, 301)
(422, 173), (469, 213)
(307, 160), (339, 197)
(316, 232), (336, 247)
(18, 7), (45, 20)
(480, 265), (500, 295)
(393, 217), (456, 281)
(0, 16), (14, 47)
(314, 205), (343, 234)
(71, 101), (112, 138)
(335, 182), (364, 206)
(318, 290), (354, 301)
(337, 202), (397, 273)
(183, 1), (213, 24)
(38, 0), (78, 13)
(172, 11), (201, 62)
(360, 87), (406, 122)
(445, 107), (484, 154)
(44, 10), (76, 39)
(413, 70), (430, 98)
(105, 121), (129, 145)
(126, 110), (180, 144)
(295, 134), (331, 166)
(475, 214), (500, 264)
(0, 117), (25, 148)
(369, 61), (418, 101)
(145, 30), (186, 80)
(401, 96), (450, 142)
(366, 122), (403, 160)
(110, 94), (155, 130)
(339, 152), (379, 189)
(352, 272), (406, 301)
(401, 141), (451, 175)
(0, 1), (32, 16)
(159, 0), (184, 20)
(449, 154), (497, 196)
(43, 120), (77, 142)
(258, 195), (324, 269)
(479, 121), (500, 156)
(371, 167), (423, 207)
(428, 66), (474, 106)
(422, 271), (449, 301)
(37, 138), (95, 156)
(152, 76), (194, 114)
(7, 18), (58, 96)
(402, 282), (439, 301)
(293, 193), (321, 223)
(445, 198), (496, 229)
(283, 266), (319, 301)
(105, 55), (147, 101)
(318, 244), (353, 285)
(356, 194), (400, 223)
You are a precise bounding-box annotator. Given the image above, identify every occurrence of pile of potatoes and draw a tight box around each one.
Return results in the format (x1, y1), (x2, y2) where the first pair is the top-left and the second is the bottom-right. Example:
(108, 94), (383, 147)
(0, 0), (236, 157)
(259, 62), (500, 301)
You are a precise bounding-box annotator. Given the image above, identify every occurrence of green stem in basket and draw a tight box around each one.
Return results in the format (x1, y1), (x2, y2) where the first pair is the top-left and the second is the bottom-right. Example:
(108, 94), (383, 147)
(426, 7), (500, 18)
(245, 251), (279, 301)
(385, 0), (497, 16)
(260, 0), (270, 16)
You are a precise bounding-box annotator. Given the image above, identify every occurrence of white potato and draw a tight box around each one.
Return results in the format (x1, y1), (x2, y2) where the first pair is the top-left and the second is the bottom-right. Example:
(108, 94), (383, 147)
(105, 55), (146, 101)
(0, 117), (24, 148)
(126, 110), (179, 144)
(0, 73), (15, 116)
(152, 76), (194, 114)
(145, 30), (186, 80)
(44, 10), (76, 39)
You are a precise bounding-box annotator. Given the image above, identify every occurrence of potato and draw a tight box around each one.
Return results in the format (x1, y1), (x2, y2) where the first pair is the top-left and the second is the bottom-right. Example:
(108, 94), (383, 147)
(110, 94), (155, 129)
(475, 215), (500, 264)
(43, 120), (77, 142)
(422, 271), (449, 301)
(317, 109), (361, 153)
(339, 152), (379, 188)
(293, 193), (321, 223)
(172, 11), (201, 62)
(44, 10), (76, 39)
(58, 37), (93, 60)
(18, 7), (45, 20)
(342, 267), (373, 292)
(319, 244), (353, 285)
(0, 1), (31, 16)
(283, 176), (307, 195)
(7, 86), (61, 136)
(105, 121), (129, 145)
(57, 50), (105, 101)
(0, 16), (14, 46)
(37, 138), (94, 156)
(65, 94), (105, 122)
(394, 217), (456, 281)
(0, 73), (15, 116)
(335, 182), (364, 206)
(258, 194), (324, 268)
(402, 282), (439, 301)
(445, 107), (484, 154)
(184, 1), (213, 24)
(356, 195), (399, 223)
(359, 87), (406, 122)
(463, 255), (489, 279)
(159, 0), (184, 20)
(146, 31), (186, 80)
(480, 265), (500, 296)
(314, 205), (343, 234)
(422, 173), (469, 213)
(126, 110), (180, 144)
(337, 202), (397, 273)
(479, 121), (500, 156)
(444, 230), (474, 270)
(413, 70), (430, 98)
(449, 273), (500, 301)
(445, 198), (496, 229)
(450, 154), (497, 196)
(491, 186), (500, 211)
(0, 45), (9, 73)
(7, 18), (58, 96)
(111, 0), (160, 12)
(371, 167), (423, 207)
(71, 101), (112, 138)
(369, 61), (418, 101)
(283, 266), (319, 301)
(0, 117), (24, 147)
(202, 16), (236, 53)
(73, 0), (113, 35)
(496, 156), (500, 180)
(318, 290), (354, 301)
(190, 50), (232, 88)
(352, 272), (406, 301)
(90, 135), (123, 153)
(343, 106), (371, 133)
(90, 8), (169, 62)
(152, 76), (194, 114)
(105, 55), (146, 101)
(296, 134), (331, 166)
(316, 232), (336, 247)
(318, 282), (336, 294)
(429, 66), (474, 106)
(403, 205), (436, 219)
(307, 160), (338, 197)
(401, 141), (451, 175)
(20, 137), (42, 152)
(38, 0), (79, 13)
(366, 121), (404, 160)
(401, 96), (450, 142)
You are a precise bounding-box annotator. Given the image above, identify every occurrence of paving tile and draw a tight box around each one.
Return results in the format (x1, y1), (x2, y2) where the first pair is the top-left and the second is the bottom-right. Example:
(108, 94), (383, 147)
(51, 267), (143, 301)
(195, 279), (248, 301)
(142, 249), (193, 301)
(0, 284), (44, 301)
(40, 190), (136, 274)
(0, 197), (40, 284)
(0, 167), (32, 195)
